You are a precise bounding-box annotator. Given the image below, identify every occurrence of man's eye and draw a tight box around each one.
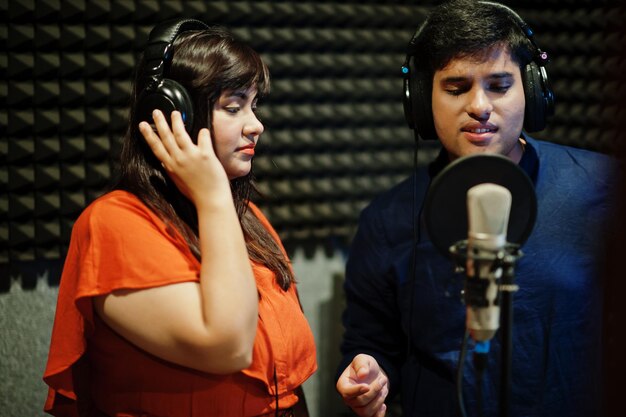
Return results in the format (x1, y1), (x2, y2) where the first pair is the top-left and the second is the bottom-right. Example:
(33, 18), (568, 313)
(445, 88), (465, 96)
(490, 84), (511, 93)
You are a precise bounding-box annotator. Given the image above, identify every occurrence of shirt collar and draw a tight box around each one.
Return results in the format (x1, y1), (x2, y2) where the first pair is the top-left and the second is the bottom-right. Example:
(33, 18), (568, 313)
(518, 135), (539, 184)
(428, 137), (539, 185)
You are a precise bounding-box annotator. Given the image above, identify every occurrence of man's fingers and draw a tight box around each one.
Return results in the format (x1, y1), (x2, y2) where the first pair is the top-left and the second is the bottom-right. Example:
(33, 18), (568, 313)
(338, 364), (370, 399)
(373, 403), (387, 417)
(339, 358), (389, 417)
(352, 354), (373, 379)
(339, 382), (369, 400)
(348, 377), (387, 408)
(353, 353), (385, 382)
(352, 383), (388, 417)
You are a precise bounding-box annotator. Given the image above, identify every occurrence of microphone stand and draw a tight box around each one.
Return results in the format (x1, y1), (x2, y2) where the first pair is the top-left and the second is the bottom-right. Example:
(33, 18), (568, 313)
(450, 242), (522, 417)
(498, 247), (521, 417)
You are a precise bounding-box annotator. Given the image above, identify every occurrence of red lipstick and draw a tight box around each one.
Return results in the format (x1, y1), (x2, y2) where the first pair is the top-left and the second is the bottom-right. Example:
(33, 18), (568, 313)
(238, 144), (255, 156)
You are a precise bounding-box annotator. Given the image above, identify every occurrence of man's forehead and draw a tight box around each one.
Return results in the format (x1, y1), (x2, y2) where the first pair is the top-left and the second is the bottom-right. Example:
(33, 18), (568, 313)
(436, 48), (519, 77)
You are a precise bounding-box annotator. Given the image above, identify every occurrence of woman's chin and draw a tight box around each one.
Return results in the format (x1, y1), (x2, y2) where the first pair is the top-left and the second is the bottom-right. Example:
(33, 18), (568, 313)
(226, 165), (252, 180)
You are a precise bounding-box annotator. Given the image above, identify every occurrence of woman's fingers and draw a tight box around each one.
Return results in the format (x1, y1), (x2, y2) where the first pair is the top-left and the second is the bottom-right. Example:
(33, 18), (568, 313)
(150, 110), (181, 155)
(196, 128), (215, 154)
(138, 120), (171, 165)
(153, 109), (193, 151)
(169, 110), (194, 150)
(138, 110), (229, 205)
(141, 109), (197, 163)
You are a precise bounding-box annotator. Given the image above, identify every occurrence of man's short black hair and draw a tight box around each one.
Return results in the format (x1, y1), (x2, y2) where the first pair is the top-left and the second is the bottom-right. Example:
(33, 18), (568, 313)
(413, 0), (535, 73)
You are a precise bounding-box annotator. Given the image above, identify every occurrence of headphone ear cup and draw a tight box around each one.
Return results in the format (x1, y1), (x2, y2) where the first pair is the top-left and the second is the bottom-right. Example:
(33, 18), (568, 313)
(136, 78), (195, 133)
(410, 61), (438, 141)
(521, 62), (546, 132)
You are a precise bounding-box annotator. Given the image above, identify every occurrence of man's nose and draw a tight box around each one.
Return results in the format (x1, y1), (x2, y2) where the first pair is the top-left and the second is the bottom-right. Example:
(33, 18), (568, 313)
(466, 88), (493, 120)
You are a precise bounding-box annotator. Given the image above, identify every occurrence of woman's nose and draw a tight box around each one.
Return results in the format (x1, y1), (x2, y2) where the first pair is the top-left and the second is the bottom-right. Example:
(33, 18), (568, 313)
(244, 112), (264, 138)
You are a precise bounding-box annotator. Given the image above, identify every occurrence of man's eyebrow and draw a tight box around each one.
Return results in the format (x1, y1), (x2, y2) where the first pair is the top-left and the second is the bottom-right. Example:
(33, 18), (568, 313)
(440, 72), (514, 83)
(440, 76), (469, 84)
(487, 72), (515, 79)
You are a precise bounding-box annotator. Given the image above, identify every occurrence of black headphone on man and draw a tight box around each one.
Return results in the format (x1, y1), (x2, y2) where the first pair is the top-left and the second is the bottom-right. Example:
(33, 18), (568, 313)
(401, 1), (555, 140)
(136, 18), (209, 133)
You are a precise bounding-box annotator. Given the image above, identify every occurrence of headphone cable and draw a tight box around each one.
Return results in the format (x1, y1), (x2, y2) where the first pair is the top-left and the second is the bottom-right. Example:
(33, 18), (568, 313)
(407, 128), (422, 412)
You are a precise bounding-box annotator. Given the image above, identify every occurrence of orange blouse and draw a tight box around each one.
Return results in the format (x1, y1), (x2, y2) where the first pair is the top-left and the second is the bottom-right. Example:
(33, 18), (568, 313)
(43, 190), (317, 416)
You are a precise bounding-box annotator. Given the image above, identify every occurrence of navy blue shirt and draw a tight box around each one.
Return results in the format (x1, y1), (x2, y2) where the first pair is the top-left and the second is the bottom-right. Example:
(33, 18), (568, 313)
(339, 137), (618, 417)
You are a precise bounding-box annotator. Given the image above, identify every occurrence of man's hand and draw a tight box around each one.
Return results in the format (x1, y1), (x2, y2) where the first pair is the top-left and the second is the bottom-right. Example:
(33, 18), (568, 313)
(336, 354), (389, 417)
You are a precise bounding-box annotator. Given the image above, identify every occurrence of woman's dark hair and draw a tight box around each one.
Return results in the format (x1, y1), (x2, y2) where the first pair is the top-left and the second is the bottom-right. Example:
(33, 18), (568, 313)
(415, 0), (535, 74)
(113, 27), (295, 290)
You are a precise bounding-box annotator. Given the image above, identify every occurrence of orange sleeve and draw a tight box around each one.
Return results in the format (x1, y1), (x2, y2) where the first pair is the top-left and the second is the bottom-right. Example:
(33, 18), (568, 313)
(43, 191), (200, 414)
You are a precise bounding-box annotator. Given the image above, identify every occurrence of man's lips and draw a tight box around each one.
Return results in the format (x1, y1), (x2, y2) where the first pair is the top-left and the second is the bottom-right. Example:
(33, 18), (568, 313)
(461, 124), (497, 143)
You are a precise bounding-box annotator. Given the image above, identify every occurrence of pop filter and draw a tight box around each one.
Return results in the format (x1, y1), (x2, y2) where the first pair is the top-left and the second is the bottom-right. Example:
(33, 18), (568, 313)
(424, 153), (537, 257)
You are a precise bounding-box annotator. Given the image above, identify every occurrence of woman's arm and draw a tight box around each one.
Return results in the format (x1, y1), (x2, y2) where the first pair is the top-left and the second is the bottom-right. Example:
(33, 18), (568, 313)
(93, 110), (258, 374)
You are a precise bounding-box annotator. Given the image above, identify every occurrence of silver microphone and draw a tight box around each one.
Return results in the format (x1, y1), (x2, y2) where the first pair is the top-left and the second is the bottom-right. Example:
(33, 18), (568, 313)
(465, 183), (512, 342)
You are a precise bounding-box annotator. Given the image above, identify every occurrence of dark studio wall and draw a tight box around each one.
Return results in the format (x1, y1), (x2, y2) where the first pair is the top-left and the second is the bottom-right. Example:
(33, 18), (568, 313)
(602, 1), (626, 416)
(1, 0), (624, 416)
(3, 0), (625, 287)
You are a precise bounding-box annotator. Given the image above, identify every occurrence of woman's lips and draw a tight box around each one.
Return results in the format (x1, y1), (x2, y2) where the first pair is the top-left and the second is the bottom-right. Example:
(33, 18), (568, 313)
(237, 145), (255, 156)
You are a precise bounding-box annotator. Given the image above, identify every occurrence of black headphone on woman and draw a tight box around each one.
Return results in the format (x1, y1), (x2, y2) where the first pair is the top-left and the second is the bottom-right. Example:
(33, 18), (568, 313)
(135, 18), (209, 133)
(401, 1), (555, 140)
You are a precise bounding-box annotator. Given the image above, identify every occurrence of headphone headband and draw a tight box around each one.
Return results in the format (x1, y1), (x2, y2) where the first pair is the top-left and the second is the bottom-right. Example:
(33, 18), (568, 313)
(136, 18), (209, 134)
(478, 1), (549, 66)
(143, 19), (209, 80)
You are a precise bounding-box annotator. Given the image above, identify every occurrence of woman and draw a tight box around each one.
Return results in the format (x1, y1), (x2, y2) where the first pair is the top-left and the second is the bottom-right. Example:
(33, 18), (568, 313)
(43, 21), (316, 417)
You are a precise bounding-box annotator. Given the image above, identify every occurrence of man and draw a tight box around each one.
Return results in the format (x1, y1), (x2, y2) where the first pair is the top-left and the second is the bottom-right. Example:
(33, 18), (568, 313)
(336, 1), (617, 416)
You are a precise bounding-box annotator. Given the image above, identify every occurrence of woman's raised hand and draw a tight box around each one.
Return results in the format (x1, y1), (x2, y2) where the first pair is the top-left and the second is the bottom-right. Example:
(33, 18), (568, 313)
(138, 110), (230, 208)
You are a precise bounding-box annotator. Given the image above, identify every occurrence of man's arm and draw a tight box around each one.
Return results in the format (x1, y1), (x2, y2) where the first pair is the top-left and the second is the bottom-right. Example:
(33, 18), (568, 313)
(336, 203), (408, 414)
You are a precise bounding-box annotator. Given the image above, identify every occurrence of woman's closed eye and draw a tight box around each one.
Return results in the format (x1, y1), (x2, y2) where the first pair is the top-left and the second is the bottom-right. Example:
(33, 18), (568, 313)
(225, 106), (241, 114)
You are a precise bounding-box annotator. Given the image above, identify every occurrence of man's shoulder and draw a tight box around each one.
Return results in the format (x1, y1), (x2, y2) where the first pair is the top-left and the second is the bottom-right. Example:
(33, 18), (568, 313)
(355, 173), (424, 245)
(530, 137), (617, 172)
(529, 137), (615, 164)
(363, 175), (416, 214)
(529, 137), (619, 191)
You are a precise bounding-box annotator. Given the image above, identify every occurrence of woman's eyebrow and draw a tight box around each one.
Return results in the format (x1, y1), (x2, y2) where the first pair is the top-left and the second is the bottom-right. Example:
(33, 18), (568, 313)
(230, 91), (248, 99)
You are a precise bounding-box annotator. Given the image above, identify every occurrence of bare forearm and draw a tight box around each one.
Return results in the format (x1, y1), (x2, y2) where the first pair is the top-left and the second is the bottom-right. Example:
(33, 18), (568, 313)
(196, 196), (258, 363)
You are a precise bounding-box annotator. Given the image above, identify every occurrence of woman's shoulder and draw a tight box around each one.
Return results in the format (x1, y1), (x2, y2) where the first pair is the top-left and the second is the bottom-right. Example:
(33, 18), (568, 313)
(74, 190), (167, 238)
(84, 190), (144, 214)
(81, 190), (152, 220)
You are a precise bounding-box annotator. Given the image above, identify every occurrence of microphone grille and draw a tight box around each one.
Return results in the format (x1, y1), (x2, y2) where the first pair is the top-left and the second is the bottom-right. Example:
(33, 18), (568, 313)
(467, 183), (512, 249)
